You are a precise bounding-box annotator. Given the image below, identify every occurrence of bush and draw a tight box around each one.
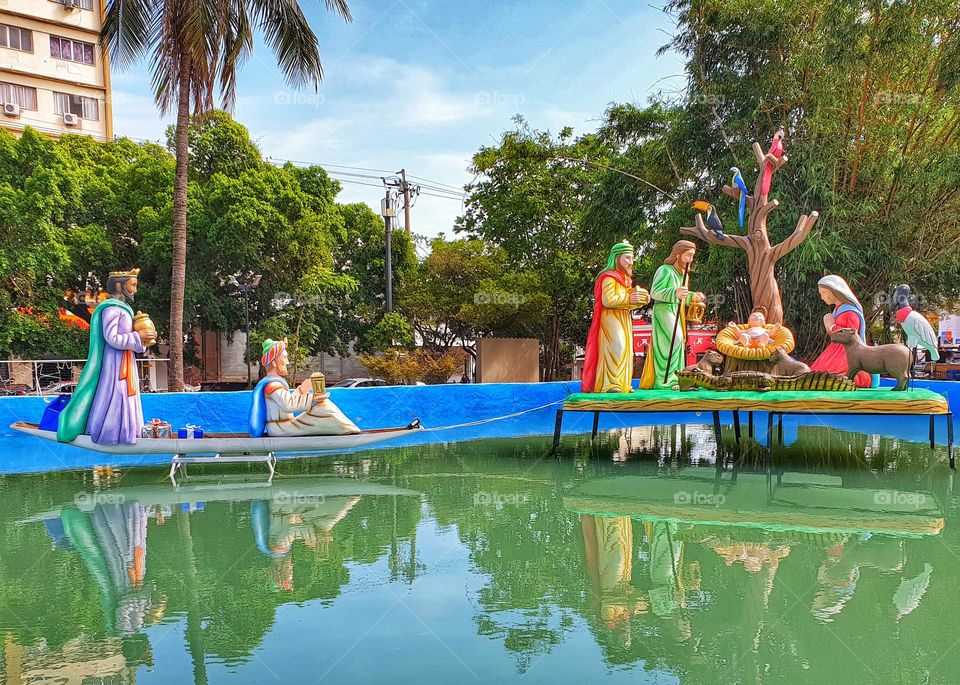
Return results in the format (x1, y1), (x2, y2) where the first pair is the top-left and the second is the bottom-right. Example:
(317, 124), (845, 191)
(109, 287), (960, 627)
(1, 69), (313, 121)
(358, 347), (467, 385)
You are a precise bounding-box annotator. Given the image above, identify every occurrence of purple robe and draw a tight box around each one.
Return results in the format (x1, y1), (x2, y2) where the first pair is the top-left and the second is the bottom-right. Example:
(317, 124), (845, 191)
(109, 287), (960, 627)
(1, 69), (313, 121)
(86, 307), (146, 445)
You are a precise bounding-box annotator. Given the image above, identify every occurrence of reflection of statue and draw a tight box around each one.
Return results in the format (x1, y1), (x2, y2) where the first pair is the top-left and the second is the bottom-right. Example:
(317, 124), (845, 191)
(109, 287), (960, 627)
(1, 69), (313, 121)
(581, 242), (650, 393)
(248, 339), (359, 437)
(639, 241), (705, 390)
(57, 269), (157, 445)
(59, 503), (159, 635)
(811, 535), (907, 623)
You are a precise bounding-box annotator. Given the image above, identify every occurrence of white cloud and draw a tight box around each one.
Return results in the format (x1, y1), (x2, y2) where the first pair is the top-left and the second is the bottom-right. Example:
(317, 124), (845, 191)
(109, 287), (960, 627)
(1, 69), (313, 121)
(110, 89), (172, 143)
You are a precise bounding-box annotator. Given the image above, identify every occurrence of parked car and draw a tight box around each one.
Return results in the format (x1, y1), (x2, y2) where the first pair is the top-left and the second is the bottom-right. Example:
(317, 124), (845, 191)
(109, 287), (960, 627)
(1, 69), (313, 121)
(330, 378), (388, 388)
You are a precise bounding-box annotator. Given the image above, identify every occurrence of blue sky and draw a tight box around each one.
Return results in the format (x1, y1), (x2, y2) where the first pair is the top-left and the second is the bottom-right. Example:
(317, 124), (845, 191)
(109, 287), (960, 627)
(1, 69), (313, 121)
(110, 0), (685, 241)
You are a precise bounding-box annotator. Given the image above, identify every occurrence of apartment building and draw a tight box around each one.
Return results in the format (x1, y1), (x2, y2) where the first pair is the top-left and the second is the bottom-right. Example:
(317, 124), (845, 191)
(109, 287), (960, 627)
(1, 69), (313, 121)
(0, 0), (112, 141)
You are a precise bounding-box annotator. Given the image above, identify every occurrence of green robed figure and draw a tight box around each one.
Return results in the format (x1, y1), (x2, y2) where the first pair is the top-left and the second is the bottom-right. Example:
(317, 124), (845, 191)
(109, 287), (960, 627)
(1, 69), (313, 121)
(639, 240), (705, 390)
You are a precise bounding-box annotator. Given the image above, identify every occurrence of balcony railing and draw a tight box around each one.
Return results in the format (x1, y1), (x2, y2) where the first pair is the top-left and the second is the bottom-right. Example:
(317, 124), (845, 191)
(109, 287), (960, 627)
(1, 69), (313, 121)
(0, 358), (169, 396)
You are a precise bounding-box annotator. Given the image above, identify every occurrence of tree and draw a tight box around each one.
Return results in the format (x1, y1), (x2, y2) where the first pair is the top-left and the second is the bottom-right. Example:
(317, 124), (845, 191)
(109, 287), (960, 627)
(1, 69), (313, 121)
(101, 0), (352, 390)
(457, 122), (614, 379)
(398, 238), (505, 351)
(680, 138), (819, 324)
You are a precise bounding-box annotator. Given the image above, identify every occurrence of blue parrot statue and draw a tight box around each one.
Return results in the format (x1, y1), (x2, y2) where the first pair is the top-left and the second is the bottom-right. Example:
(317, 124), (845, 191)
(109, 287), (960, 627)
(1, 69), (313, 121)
(730, 166), (749, 228)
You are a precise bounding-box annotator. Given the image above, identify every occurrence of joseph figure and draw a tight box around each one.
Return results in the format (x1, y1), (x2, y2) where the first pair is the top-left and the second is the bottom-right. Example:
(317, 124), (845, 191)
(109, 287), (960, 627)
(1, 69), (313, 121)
(581, 242), (650, 393)
(640, 240), (705, 390)
(57, 269), (156, 445)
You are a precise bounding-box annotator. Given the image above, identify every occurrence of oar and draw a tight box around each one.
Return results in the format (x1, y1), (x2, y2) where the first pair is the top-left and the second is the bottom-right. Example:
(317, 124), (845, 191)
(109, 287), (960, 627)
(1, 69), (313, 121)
(663, 264), (690, 385)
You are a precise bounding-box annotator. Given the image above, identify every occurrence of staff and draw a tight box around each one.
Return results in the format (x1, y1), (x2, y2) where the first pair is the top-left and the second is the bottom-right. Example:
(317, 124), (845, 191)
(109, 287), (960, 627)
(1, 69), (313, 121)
(663, 264), (690, 385)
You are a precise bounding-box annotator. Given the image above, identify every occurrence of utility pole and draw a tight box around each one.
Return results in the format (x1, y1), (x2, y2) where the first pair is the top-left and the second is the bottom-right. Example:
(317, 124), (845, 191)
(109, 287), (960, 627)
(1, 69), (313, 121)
(395, 169), (419, 235)
(380, 188), (395, 313)
(400, 168), (412, 235)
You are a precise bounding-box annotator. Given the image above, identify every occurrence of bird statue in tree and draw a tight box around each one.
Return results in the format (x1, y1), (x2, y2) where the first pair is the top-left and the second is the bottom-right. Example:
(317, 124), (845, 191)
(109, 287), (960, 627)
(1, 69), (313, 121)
(892, 284), (940, 363)
(691, 200), (725, 240)
(681, 131), (819, 325)
(730, 167), (749, 227)
(760, 129), (785, 197)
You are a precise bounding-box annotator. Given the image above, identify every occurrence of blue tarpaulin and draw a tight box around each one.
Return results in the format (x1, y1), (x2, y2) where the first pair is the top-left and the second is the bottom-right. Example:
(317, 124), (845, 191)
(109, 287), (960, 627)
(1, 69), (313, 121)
(0, 380), (954, 474)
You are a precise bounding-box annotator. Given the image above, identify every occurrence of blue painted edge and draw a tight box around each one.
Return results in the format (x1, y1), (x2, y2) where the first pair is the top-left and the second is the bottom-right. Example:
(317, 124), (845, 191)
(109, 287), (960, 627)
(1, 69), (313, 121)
(0, 379), (955, 474)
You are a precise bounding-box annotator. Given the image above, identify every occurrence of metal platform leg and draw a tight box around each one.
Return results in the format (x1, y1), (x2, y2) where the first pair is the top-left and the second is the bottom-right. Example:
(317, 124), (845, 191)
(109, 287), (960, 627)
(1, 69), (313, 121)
(765, 413), (774, 468)
(550, 409), (564, 456)
(591, 412), (600, 439)
(168, 456), (182, 481)
(712, 411), (723, 452)
(948, 413), (955, 470)
(748, 412), (754, 439)
(777, 414), (784, 446)
(930, 415), (935, 450)
(733, 411), (741, 445)
(267, 452), (277, 482)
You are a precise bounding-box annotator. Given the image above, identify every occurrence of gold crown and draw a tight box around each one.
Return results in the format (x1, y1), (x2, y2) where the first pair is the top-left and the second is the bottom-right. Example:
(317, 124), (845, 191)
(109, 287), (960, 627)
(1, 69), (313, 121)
(108, 268), (140, 279)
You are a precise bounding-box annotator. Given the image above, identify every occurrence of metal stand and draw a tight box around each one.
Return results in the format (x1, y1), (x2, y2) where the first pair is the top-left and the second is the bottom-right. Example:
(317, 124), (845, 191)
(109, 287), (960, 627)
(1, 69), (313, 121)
(712, 411), (723, 451)
(169, 452), (277, 482)
(550, 405), (955, 469)
(769, 411), (955, 469)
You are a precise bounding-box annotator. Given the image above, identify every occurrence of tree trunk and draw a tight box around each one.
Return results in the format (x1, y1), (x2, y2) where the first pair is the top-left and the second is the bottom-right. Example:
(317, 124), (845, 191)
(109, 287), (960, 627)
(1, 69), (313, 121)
(746, 249), (782, 324)
(168, 57), (192, 392)
(543, 314), (560, 382)
(681, 140), (818, 328)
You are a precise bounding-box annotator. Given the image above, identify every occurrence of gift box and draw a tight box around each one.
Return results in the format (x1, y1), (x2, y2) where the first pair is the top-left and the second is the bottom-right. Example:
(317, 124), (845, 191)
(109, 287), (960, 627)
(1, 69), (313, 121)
(177, 425), (204, 439)
(142, 419), (172, 439)
(39, 394), (71, 432)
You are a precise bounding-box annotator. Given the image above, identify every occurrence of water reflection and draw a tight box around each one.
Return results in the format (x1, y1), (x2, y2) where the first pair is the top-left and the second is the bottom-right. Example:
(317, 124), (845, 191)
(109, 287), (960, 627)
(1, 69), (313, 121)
(0, 426), (958, 683)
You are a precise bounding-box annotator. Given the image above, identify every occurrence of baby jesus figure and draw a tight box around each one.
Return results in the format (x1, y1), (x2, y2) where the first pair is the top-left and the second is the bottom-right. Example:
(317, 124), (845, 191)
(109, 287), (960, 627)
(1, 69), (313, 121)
(726, 306), (781, 349)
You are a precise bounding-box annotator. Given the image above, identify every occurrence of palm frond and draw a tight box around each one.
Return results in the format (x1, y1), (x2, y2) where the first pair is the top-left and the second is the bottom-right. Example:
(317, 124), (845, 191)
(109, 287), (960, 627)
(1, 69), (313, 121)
(250, 0), (332, 90)
(100, 0), (157, 70)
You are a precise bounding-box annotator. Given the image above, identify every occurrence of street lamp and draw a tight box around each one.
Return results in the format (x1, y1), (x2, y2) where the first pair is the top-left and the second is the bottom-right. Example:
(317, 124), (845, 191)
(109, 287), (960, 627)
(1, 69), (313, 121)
(380, 189), (396, 313)
(233, 273), (262, 389)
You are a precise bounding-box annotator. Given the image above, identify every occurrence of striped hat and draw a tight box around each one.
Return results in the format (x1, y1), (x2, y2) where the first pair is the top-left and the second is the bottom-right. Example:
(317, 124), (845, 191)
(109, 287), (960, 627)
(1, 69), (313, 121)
(261, 338), (287, 368)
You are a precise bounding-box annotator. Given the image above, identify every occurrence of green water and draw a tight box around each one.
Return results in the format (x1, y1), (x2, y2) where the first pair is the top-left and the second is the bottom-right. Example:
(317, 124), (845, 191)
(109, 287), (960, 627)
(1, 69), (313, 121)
(1, 426), (958, 684)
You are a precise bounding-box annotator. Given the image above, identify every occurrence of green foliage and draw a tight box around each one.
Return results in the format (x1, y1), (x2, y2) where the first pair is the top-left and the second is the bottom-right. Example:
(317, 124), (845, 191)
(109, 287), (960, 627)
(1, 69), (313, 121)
(358, 347), (467, 385)
(456, 121), (613, 379)
(0, 113), (410, 365)
(398, 237), (506, 350)
(167, 110), (262, 181)
(359, 313), (415, 354)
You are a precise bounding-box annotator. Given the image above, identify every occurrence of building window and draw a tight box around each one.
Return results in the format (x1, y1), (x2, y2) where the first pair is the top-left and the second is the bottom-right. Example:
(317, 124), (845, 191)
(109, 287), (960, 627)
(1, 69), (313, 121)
(0, 25), (33, 52)
(0, 82), (38, 110)
(53, 91), (100, 120)
(49, 0), (95, 10)
(50, 36), (94, 64)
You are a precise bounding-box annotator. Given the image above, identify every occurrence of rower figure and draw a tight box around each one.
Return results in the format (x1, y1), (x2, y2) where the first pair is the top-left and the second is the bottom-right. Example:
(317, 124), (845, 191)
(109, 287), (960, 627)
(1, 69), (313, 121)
(248, 339), (360, 437)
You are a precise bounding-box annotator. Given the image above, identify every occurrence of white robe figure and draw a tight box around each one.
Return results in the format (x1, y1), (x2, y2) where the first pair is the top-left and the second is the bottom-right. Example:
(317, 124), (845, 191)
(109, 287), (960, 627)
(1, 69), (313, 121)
(263, 380), (360, 437)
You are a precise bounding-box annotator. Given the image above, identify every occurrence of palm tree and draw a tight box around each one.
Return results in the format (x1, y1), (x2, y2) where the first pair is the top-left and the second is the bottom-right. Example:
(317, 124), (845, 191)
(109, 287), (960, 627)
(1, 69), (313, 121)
(101, 0), (351, 390)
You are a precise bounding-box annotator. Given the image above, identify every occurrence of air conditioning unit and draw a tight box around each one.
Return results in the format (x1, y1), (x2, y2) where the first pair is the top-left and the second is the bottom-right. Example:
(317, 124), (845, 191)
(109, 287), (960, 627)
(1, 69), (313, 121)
(63, 0), (79, 10)
(3, 103), (20, 118)
(63, 112), (80, 127)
